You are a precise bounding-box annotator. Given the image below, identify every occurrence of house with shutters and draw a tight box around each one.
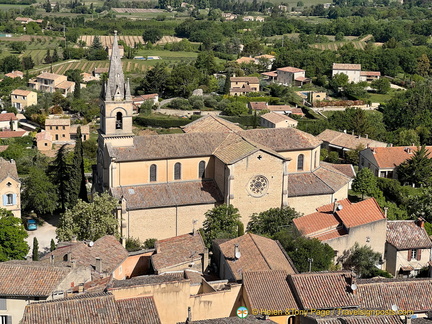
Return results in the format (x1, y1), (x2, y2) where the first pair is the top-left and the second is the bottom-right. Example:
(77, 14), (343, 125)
(0, 158), (20, 218)
(385, 219), (432, 277)
(10, 90), (37, 111)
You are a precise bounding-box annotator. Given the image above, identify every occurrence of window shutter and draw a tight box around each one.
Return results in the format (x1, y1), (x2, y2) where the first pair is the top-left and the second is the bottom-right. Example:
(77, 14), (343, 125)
(417, 249), (422, 261)
(407, 249), (412, 261)
(2, 195), (6, 206)
(6, 315), (12, 324)
(0, 298), (6, 310)
(12, 194), (16, 205)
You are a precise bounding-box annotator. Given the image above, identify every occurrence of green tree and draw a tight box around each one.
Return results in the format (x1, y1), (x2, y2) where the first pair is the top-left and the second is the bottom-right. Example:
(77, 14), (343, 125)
(22, 56), (35, 71)
(397, 129), (420, 146)
(56, 192), (119, 241)
(1, 55), (21, 73)
(0, 208), (29, 261)
(44, 49), (52, 64)
(247, 207), (302, 237)
(195, 51), (218, 75)
(371, 78), (391, 94)
(223, 74), (231, 95)
(32, 237), (39, 261)
(166, 64), (200, 98)
(141, 63), (169, 96)
(9, 42), (26, 54)
(417, 54), (430, 77)
(50, 238), (56, 252)
(223, 101), (248, 116)
(330, 73), (349, 92)
(91, 36), (103, 50)
(22, 167), (58, 215)
(274, 229), (334, 272)
(341, 243), (382, 278)
(202, 204), (241, 246)
(49, 144), (72, 211)
(397, 145), (432, 187)
(143, 28), (163, 44)
(352, 168), (378, 199)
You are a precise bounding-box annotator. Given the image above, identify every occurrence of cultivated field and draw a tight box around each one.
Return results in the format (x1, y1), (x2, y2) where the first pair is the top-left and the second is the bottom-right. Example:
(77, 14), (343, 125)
(46, 59), (151, 74)
(112, 8), (164, 13)
(79, 35), (145, 47)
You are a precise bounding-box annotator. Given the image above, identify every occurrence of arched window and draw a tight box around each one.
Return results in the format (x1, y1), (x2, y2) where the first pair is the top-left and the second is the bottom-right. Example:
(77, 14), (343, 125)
(116, 112), (123, 130)
(174, 162), (181, 180)
(199, 161), (205, 179)
(150, 164), (157, 182)
(297, 154), (304, 171)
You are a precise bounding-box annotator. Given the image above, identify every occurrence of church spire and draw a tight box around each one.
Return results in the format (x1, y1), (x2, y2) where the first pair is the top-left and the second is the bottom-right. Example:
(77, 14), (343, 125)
(105, 30), (126, 101)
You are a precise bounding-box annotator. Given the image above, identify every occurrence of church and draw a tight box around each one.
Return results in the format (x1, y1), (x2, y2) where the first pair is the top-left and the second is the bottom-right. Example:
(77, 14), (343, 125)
(95, 32), (352, 241)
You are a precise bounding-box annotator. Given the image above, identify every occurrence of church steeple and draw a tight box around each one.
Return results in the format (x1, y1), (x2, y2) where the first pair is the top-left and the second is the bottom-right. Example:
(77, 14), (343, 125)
(105, 30), (131, 101)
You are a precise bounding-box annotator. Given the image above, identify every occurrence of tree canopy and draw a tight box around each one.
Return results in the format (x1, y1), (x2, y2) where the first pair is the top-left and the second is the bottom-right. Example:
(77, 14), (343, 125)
(341, 243), (388, 278)
(202, 204), (241, 246)
(397, 145), (432, 187)
(247, 207), (302, 237)
(56, 192), (119, 242)
(0, 208), (29, 261)
(352, 168), (378, 199)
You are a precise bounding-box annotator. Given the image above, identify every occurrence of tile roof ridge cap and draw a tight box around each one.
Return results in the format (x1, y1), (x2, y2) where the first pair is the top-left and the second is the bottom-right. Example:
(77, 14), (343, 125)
(319, 163), (350, 179)
(312, 168), (335, 192)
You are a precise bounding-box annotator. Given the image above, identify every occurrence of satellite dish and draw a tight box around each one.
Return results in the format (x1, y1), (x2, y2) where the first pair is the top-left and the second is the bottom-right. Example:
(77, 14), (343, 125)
(235, 250), (241, 259)
(391, 304), (398, 312)
(337, 204), (343, 211)
(351, 284), (357, 291)
(88, 241), (94, 247)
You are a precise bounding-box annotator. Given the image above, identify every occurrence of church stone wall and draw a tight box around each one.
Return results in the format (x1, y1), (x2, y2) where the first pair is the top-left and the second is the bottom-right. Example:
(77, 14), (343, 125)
(279, 146), (320, 173)
(228, 151), (285, 226)
(124, 203), (215, 241)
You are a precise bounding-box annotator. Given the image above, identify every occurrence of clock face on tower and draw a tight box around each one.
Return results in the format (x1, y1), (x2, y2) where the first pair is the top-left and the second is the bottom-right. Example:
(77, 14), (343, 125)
(248, 175), (269, 197)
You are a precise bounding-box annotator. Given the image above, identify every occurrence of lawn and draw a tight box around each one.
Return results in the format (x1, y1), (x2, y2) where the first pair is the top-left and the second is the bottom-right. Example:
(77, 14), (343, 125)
(367, 91), (395, 104)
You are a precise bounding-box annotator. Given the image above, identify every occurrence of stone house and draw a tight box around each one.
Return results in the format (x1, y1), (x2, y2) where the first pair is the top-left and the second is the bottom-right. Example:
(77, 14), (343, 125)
(28, 72), (75, 97)
(10, 90), (37, 111)
(229, 77), (260, 96)
(0, 113), (18, 131)
(0, 158), (20, 218)
(385, 220), (432, 277)
(260, 112), (298, 128)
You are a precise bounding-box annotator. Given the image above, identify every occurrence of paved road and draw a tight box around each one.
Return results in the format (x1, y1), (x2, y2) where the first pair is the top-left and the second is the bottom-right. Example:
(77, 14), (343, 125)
(25, 216), (58, 258)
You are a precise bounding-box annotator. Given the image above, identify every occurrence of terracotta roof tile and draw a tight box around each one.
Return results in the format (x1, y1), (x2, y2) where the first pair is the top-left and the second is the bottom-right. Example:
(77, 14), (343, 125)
(152, 233), (206, 272)
(328, 163), (356, 178)
(288, 271), (358, 309)
(360, 71), (381, 76)
(386, 221), (432, 250)
(0, 157), (19, 182)
(216, 234), (297, 281)
(179, 316), (279, 324)
(294, 211), (341, 237)
(333, 63), (361, 70)
(249, 102), (268, 110)
(40, 236), (128, 274)
(0, 130), (26, 138)
(11, 89), (32, 96)
(236, 57), (255, 64)
(336, 198), (385, 228)
(366, 146), (432, 169)
(110, 274), (188, 289)
(0, 262), (72, 297)
(182, 115), (243, 133)
(116, 296), (161, 324)
(45, 118), (70, 126)
(111, 180), (224, 210)
(261, 71), (278, 77)
(0, 113), (17, 121)
(357, 278), (432, 311)
(261, 112), (298, 124)
(37, 72), (64, 80)
(36, 131), (52, 141)
(55, 80), (75, 89)
(277, 66), (305, 73)
(243, 270), (298, 311)
(317, 130), (387, 150)
(230, 77), (259, 83)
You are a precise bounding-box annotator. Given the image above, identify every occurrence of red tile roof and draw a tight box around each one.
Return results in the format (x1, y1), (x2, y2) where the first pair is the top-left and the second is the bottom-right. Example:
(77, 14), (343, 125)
(288, 271), (358, 309)
(357, 278), (432, 311)
(182, 115), (243, 133)
(243, 270), (298, 311)
(277, 66), (305, 73)
(0, 113), (17, 121)
(360, 71), (381, 76)
(116, 296), (161, 324)
(230, 77), (259, 83)
(249, 102), (268, 110)
(367, 146), (432, 169)
(151, 233), (206, 272)
(333, 63), (361, 71)
(216, 234), (297, 281)
(11, 89), (32, 96)
(0, 157), (19, 182)
(336, 198), (385, 228)
(317, 130), (387, 150)
(0, 130), (26, 138)
(386, 221), (432, 250)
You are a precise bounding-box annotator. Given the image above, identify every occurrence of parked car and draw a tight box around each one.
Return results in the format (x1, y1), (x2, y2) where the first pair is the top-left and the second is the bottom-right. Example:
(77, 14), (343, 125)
(26, 219), (37, 231)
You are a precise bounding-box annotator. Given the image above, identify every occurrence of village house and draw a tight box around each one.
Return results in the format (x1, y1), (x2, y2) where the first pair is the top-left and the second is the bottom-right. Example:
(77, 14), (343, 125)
(332, 63), (381, 83)
(5, 71), (23, 79)
(95, 32), (351, 242)
(10, 90), (37, 111)
(40, 116), (90, 146)
(0, 261), (91, 324)
(260, 112), (298, 128)
(132, 94), (159, 113)
(385, 219), (432, 277)
(20, 293), (161, 324)
(0, 131), (26, 139)
(293, 198), (387, 261)
(212, 233), (297, 282)
(359, 146), (432, 179)
(222, 13), (237, 20)
(151, 232), (207, 275)
(248, 102), (305, 117)
(0, 158), (20, 218)
(229, 77), (260, 96)
(317, 129), (388, 157)
(40, 235), (131, 280)
(0, 113), (18, 131)
(44, 117), (70, 142)
(35, 131), (52, 151)
(108, 273), (242, 324)
(93, 67), (109, 80)
(276, 67), (310, 86)
(28, 72), (75, 97)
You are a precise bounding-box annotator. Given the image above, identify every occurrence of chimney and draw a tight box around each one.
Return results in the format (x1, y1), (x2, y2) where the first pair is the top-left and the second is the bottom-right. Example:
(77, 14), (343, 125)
(365, 134), (368, 139)
(202, 248), (209, 273)
(343, 129), (347, 134)
(121, 237), (126, 248)
(405, 316), (412, 324)
(72, 236), (77, 243)
(234, 244), (241, 260)
(384, 207), (388, 218)
(332, 198), (338, 213)
(78, 283), (84, 293)
(95, 257), (102, 273)
(50, 254), (55, 265)
(71, 260), (76, 269)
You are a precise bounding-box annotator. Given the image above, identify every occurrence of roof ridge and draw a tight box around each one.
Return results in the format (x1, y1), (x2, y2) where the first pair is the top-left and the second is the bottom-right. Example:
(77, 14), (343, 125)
(249, 234), (273, 270)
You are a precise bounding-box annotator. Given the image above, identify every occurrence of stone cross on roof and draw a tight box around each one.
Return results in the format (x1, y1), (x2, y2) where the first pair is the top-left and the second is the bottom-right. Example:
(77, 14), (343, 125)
(104, 30), (131, 101)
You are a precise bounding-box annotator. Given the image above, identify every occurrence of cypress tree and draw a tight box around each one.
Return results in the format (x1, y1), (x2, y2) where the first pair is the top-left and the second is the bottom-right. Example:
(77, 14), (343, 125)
(32, 237), (39, 261)
(50, 144), (72, 211)
(73, 126), (88, 202)
(50, 238), (56, 252)
(223, 73), (231, 95)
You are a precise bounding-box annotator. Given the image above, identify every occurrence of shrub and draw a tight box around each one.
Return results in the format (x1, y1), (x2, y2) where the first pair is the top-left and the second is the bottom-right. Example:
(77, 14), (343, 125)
(125, 237), (143, 252)
(144, 238), (156, 249)
(168, 98), (192, 110)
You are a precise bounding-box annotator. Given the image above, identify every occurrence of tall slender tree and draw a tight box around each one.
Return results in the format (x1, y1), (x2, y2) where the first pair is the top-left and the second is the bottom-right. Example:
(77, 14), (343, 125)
(49, 144), (72, 211)
(73, 127), (88, 202)
(32, 237), (39, 261)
